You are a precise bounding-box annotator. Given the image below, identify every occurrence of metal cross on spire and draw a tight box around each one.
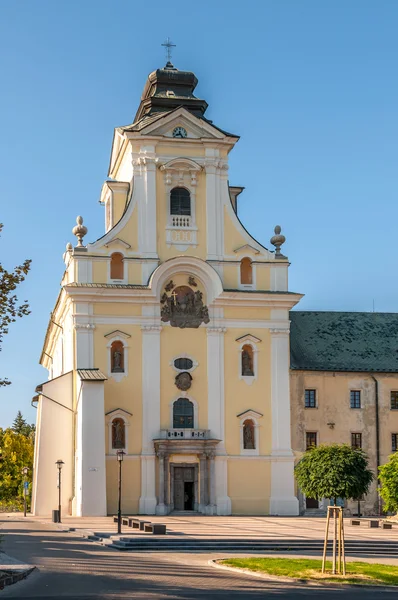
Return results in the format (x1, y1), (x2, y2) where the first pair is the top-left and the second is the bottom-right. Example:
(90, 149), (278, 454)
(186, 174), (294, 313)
(161, 37), (176, 63)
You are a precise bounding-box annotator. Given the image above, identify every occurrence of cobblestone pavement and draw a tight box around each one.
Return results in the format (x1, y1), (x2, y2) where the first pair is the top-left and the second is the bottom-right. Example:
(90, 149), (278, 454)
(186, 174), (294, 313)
(1, 518), (397, 599)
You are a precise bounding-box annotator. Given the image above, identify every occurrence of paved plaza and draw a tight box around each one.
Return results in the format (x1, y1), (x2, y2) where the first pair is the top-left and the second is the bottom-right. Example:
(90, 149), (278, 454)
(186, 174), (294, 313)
(25, 513), (398, 549)
(1, 515), (398, 598)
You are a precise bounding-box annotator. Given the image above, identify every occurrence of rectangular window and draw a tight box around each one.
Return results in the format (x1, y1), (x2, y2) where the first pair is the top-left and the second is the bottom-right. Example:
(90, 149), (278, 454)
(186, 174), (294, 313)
(306, 432), (317, 450)
(350, 390), (361, 409)
(391, 392), (398, 410)
(305, 389), (317, 408)
(351, 433), (362, 449)
(392, 434), (398, 453)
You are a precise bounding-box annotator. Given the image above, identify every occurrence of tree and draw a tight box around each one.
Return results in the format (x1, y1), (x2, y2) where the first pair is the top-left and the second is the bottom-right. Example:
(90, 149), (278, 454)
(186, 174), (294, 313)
(379, 453), (398, 513)
(12, 410), (35, 439)
(295, 444), (374, 504)
(0, 428), (34, 506)
(0, 223), (31, 386)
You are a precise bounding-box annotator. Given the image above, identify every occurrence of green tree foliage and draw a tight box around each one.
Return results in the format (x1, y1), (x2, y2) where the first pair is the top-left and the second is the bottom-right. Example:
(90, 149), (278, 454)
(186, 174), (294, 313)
(0, 223), (31, 386)
(12, 410), (35, 439)
(0, 426), (34, 506)
(379, 453), (398, 513)
(295, 444), (374, 503)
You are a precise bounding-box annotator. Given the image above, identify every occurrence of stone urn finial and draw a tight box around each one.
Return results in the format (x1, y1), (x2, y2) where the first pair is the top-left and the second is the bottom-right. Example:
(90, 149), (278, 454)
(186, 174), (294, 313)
(72, 216), (88, 247)
(270, 225), (286, 258)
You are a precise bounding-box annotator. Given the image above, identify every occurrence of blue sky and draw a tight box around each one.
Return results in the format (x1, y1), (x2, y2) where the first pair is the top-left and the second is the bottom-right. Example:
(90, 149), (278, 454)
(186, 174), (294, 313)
(1, 0), (397, 428)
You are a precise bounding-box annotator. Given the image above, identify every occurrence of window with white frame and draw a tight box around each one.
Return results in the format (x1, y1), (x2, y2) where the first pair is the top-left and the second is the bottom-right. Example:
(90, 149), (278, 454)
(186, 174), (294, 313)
(240, 257), (253, 285)
(169, 395), (198, 430)
(110, 252), (124, 280)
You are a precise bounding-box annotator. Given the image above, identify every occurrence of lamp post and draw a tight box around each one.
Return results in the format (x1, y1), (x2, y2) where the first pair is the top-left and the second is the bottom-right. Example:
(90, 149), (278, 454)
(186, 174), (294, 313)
(22, 467), (29, 517)
(116, 450), (125, 534)
(55, 459), (65, 523)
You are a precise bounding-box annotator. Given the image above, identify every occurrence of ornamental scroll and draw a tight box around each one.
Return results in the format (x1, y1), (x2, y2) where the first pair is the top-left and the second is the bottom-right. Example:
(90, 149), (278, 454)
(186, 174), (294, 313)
(160, 278), (210, 329)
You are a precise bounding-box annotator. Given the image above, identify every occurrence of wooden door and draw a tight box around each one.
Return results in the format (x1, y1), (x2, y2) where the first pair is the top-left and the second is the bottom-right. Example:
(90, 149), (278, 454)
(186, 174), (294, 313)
(174, 468), (184, 510)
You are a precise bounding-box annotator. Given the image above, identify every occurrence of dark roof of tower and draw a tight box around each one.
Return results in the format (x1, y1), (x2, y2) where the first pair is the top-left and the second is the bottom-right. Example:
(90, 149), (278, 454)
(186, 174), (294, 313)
(290, 311), (398, 373)
(133, 62), (209, 122)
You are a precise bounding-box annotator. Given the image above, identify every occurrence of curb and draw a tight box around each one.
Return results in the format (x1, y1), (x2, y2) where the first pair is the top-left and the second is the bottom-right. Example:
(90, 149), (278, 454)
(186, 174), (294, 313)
(0, 567), (36, 591)
(209, 559), (398, 590)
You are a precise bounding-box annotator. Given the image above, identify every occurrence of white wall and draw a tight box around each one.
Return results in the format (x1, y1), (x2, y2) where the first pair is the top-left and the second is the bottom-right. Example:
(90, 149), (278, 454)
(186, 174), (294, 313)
(32, 372), (73, 516)
(75, 378), (107, 516)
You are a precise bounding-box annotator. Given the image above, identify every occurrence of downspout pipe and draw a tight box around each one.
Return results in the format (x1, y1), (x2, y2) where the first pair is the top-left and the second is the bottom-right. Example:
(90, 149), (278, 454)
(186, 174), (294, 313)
(371, 375), (381, 515)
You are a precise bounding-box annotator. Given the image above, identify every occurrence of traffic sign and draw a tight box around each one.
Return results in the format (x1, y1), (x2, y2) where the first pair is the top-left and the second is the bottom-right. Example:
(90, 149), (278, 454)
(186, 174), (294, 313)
(24, 481), (29, 489)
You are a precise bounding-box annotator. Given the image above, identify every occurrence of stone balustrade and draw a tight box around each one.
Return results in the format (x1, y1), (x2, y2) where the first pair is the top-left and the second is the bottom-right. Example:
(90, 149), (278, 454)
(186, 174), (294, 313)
(159, 429), (210, 440)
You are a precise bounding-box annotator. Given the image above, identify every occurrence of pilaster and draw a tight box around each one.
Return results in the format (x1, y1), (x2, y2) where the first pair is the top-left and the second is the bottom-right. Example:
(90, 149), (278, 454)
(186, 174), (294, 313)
(132, 149), (158, 259)
(269, 326), (299, 515)
(205, 153), (225, 260)
(139, 324), (162, 514)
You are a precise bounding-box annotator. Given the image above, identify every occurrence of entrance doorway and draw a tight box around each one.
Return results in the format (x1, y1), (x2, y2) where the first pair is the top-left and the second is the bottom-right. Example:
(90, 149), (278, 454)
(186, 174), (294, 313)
(172, 465), (197, 511)
(306, 497), (319, 509)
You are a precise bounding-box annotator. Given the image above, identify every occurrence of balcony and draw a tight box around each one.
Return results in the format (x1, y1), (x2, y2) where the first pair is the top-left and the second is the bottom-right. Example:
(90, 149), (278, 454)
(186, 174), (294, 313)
(159, 429), (211, 440)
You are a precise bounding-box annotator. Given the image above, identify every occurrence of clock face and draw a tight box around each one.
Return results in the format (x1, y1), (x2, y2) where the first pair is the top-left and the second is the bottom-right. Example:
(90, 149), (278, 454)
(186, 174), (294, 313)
(172, 126), (187, 138)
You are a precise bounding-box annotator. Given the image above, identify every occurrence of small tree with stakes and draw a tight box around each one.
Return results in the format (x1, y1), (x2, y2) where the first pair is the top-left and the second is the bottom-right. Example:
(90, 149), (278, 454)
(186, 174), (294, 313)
(295, 444), (374, 575)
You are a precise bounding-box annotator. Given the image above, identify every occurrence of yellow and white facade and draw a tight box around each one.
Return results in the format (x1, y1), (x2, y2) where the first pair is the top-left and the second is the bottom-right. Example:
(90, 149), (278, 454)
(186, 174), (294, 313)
(32, 63), (302, 517)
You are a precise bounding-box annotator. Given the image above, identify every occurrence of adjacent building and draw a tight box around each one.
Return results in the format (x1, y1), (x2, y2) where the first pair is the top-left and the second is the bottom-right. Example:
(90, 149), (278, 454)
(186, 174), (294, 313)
(290, 311), (398, 515)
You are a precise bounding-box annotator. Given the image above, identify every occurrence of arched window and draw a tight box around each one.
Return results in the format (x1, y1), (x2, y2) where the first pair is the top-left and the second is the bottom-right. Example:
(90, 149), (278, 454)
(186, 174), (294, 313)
(170, 187), (191, 216)
(240, 258), (253, 285)
(241, 344), (254, 377)
(173, 398), (194, 428)
(243, 419), (255, 450)
(112, 417), (126, 449)
(110, 252), (124, 279)
(111, 340), (124, 373)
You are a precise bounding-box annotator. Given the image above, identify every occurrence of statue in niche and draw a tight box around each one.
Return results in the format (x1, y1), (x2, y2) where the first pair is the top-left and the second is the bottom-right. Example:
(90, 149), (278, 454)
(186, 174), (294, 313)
(242, 347), (254, 376)
(243, 420), (255, 450)
(112, 418), (125, 449)
(113, 350), (122, 370)
(111, 343), (124, 373)
(161, 285), (210, 329)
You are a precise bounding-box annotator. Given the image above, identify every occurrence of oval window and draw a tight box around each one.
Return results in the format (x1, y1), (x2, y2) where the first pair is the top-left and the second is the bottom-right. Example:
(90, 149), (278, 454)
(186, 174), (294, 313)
(174, 357), (193, 370)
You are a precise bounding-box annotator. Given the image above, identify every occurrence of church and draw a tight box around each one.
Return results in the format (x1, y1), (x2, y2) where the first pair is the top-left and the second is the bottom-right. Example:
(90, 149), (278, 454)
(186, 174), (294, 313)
(31, 58), (301, 517)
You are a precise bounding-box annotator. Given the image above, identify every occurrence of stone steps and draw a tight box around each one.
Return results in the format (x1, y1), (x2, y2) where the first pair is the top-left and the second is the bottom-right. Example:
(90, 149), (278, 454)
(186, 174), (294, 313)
(102, 537), (398, 554)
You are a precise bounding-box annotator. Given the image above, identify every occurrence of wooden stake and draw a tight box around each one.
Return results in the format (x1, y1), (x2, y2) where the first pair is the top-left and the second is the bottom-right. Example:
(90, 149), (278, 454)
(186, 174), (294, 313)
(338, 508), (342, 574)
(322, 506), (331, 573)
(341, 509), (346, 576)
(332, 506), (337, 574)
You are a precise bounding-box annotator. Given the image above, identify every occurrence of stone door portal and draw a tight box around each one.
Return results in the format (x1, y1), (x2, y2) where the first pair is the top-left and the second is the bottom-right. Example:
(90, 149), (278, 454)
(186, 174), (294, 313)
(173, 466), (196, 511)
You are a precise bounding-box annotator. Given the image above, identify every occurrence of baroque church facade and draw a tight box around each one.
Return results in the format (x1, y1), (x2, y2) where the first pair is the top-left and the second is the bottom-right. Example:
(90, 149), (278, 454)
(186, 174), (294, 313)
(32, 61), (302, 517)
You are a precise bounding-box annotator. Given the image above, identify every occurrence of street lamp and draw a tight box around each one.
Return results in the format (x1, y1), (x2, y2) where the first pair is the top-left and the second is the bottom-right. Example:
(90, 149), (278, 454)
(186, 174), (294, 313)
(55, 459), (65, 523)
(22, 467), (29, 517)
(116, 450), (125, 534)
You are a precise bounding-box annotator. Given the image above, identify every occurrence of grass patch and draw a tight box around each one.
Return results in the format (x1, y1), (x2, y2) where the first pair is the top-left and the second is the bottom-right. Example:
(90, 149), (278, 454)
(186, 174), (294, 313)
(219, 558), (398, 586)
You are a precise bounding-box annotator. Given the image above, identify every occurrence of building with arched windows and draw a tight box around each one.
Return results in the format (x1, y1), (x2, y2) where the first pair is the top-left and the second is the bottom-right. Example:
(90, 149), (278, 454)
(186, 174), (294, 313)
(31, 60), (303, 517)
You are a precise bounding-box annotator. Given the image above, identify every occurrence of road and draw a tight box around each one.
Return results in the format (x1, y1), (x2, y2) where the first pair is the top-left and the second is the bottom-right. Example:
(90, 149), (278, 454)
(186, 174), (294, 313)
(1, 519), (396, 599)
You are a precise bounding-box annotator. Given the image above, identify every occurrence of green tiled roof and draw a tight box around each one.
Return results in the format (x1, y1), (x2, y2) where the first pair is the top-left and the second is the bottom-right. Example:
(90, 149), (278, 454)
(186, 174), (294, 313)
(290, 311), (398, 373)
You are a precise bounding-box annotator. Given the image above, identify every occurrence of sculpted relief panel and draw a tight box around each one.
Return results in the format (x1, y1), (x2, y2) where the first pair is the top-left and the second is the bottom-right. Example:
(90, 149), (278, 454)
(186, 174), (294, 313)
(160, 277), (210, 329)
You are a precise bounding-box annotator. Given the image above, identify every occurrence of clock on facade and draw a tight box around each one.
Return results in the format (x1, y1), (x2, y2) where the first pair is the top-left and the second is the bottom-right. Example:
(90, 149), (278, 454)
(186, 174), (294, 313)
(172, 126), (187, 138)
